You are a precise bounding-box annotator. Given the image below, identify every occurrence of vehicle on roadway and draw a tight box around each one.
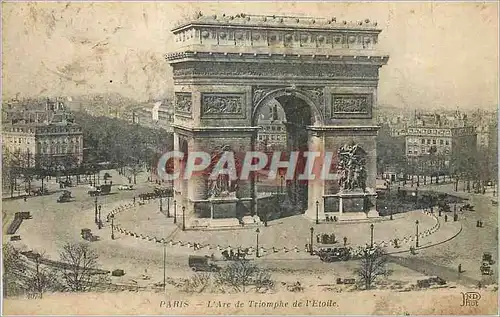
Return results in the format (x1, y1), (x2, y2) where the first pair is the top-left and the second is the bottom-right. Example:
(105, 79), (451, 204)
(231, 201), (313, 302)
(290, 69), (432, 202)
(117, 184), (134, 190)
(88, 184), (112, 196)
(188, 255), (221, 272)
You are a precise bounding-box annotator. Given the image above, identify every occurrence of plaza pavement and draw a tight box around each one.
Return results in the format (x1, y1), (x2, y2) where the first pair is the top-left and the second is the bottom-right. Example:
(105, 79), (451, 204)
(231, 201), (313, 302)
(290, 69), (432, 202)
(112, 201), (449, 259)
(4, 173), (495, 289)
(385, 180), (498, 285)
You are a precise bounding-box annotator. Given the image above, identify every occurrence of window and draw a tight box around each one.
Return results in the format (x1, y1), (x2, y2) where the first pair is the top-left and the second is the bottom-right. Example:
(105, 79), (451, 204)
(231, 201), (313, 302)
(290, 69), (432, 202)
(414, 150), (418, 154)
(427, 139), (431, 144)
(445, 140), (449, 145)
(421, 139), (425, 144)
(432, 139), (436, 144)
(440, 140), (443, 145)
(408, 150), (412, 154)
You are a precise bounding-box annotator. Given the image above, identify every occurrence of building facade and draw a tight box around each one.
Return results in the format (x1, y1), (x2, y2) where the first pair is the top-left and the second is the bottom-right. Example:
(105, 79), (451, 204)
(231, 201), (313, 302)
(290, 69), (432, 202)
(2, 98), (83, 169)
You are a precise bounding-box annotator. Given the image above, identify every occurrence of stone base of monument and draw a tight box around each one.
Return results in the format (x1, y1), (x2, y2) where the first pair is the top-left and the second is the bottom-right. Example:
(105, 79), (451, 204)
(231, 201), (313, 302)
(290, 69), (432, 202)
(242, 215), (262, 225)
(325, 212), (368, 221)
(208, 218), (241, 228)
(316, 188), (380, 222)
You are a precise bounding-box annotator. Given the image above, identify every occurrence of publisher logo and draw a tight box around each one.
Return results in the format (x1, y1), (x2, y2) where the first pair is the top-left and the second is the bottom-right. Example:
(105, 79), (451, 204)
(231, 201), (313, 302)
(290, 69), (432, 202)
(460, 292), (481, 306)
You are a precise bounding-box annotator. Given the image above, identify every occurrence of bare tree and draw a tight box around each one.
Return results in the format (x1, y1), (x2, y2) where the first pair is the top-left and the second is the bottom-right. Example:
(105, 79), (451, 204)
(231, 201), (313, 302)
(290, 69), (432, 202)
(354, 246), (392, 290)
(23, 252), (62, 299)
(182, 273), (212, 293)
(127, 162), (143, 185)
(57, 242), (102, 292)
(2, 243), (27, 297)
(215, 261), (274, 293)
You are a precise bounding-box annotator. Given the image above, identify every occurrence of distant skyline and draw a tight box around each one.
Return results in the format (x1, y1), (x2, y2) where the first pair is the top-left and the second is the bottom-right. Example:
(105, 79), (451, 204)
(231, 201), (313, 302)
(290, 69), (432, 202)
(2, 2), (498, 110)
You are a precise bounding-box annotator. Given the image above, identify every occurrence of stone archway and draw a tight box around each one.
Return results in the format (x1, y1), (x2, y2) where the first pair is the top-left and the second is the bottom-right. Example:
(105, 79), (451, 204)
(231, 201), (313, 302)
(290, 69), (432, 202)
(252, 87), (324, 127)
(251, 87), (326, 220)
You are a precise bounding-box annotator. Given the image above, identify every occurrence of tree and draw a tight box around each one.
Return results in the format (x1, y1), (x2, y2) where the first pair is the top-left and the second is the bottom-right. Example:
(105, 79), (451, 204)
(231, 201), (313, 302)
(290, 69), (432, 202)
(58, 242), (102, 292)
(215, 261), (274, 293)
(354, 246), (391, 290)
(24, 252), (62, 299)
(126, 161), (143, 185)
(3, 243), (27, 297)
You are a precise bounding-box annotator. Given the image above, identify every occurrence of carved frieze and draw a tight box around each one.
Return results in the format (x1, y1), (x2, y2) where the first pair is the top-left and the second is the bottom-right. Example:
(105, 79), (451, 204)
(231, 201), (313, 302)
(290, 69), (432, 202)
(252, 86), (282, 107)
(299, 87), (325, 108)
(173, 62), (379, 79)
(175, 93), (192, 115)
(201, 93), (245, 118)
(331, 94), (372, 118)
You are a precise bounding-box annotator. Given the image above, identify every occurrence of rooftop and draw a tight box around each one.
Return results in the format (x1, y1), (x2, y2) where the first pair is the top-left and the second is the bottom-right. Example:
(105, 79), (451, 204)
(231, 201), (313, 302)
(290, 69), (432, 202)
(173, 12), (380, 32)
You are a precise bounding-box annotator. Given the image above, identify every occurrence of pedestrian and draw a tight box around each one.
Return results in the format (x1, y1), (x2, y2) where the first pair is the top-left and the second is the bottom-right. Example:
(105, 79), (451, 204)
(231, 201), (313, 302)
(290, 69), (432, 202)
(23, 196), (27, 202)
(133, 196), (136, 204)
(476, 220), (480, 227)
(316, 234), (320, 243)
(343, 236), (347, 246)
(458, 264), (462, 273)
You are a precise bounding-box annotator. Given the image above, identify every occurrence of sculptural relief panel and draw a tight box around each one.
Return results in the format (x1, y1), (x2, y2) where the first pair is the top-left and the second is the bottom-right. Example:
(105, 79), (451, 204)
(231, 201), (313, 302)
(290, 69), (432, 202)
(331, 94), (373, 119)
(201, 93), (246, 118)
(175, 93), (193, 116)
(173, 62), (379, 79)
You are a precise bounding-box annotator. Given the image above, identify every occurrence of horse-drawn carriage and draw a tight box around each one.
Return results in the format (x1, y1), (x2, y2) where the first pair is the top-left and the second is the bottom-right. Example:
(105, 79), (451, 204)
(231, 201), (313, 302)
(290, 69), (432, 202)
(81, 228), (99, 242)
(88, 184), (112, 197)
(221, 248), (250, 261)
(317, 247), (351, 262)
(32, 187), (49, 196)
(57, 190), (73, 203)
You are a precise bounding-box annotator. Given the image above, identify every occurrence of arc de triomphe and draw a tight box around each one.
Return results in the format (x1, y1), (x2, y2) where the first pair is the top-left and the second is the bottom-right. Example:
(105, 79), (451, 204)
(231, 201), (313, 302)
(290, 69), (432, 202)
(165, 13), (389, 228)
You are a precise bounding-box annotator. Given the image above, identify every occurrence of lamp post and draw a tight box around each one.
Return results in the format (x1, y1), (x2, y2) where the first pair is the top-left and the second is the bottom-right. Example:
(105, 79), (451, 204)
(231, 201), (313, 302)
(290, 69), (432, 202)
(98, 205), (102, 229)
(316, 200), (319, 224)
(453, 203), (457, 221)
(370, 223), (374, 248)
(280, 175), (284, 194)
(167, 196), (170, 217)
(309, 227), (314, 255)
(110, 214), (115, 240)
(182, 206), (186, 231)
(415, 220), (419, 248)
(255, 228), (260, 258)
(163, 241), (166, 293)
(94, 196), (98, 223)
(159, 197), (163, 212)
(173, 200), (177, 224)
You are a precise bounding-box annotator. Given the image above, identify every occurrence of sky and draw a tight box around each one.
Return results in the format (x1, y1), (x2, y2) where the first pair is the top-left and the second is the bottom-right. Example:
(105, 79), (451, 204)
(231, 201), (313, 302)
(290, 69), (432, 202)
(2, 1), (498, 110)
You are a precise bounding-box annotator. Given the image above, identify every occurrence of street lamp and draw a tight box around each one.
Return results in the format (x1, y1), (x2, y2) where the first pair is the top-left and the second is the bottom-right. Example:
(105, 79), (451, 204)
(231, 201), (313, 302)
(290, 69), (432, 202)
(280, 175), (284, 194)
(98, 205), (102, 229)
(309, 227), (314, 255)
(173, 200), (177, 224)
(415, 220), (419, 248)
(163, 241), (167, 293)
(255, 228), (260, 258)
(159, 197), (163, 212)
(182, 206), (186, 231)
(167, 196), (170, 217)
(316, 200), (319, 224)
(110, 214), (115, 240)
(370, 223), (374, 248)
(94, 196), (98, 223)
